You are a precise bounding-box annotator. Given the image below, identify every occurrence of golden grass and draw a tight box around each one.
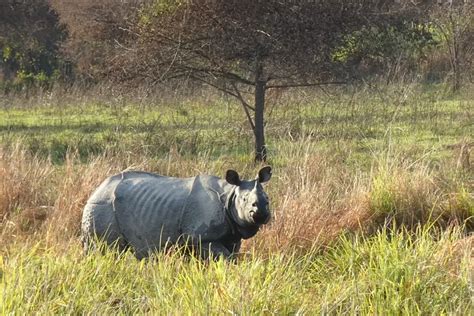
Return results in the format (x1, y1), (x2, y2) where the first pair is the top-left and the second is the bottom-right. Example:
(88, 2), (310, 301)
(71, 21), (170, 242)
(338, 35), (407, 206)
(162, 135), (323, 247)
(1, 140), (471, 254)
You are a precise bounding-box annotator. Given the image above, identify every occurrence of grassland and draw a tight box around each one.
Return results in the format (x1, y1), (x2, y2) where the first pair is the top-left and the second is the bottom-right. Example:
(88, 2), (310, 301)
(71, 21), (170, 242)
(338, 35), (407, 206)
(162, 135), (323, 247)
(2, 229), (471, 314)
(0, 83), (473, 314)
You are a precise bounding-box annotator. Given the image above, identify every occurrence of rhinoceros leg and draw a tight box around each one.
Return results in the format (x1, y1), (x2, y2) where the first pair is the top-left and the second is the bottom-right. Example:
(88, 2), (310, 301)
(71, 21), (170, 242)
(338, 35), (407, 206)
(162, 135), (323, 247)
(199, 242), (232, 260)
(132, 246), (153, 260)
(228, 241), (241, 257)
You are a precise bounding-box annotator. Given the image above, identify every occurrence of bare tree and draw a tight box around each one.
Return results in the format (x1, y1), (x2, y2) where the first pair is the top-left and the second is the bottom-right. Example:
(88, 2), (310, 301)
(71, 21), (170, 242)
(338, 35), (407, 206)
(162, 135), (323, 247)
(431, 0), (474, 91)
(51, 0), (143, 81)
(115, 0), (412, 162)
(53, 0), (435, 161)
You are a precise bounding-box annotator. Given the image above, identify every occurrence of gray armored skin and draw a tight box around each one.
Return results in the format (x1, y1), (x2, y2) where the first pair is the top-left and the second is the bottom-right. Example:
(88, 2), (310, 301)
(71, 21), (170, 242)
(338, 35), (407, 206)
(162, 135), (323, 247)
(81, 167), (272, 260)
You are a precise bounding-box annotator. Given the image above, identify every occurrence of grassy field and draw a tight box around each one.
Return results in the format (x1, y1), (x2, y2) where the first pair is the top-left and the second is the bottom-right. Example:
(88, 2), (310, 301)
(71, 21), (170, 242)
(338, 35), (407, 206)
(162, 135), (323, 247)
(2, 229), (471, 314)
(0, 83), (473, 314)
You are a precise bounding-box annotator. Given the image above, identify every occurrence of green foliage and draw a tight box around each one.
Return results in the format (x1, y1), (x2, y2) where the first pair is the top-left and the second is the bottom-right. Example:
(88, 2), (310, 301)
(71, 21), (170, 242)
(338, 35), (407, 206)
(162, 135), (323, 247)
(332, 23), (438, 66)
(0, 41), (63, 91)
(139, 0), (183, 24)
(0, 0), (66, 91)
(2, 45), (12, 60)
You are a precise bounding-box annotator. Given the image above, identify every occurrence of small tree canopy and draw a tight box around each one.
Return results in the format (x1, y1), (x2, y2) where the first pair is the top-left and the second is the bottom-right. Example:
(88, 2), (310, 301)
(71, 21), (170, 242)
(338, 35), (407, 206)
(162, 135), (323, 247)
(118, 0), (378, 86)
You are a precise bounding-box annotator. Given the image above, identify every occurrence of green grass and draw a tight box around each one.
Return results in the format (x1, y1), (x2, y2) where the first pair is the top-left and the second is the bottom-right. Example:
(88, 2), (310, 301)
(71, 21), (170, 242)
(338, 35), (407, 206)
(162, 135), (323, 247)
(1, 228), (471, 314)
(0, 101), (253, 162)
(1, 86), (471, 164)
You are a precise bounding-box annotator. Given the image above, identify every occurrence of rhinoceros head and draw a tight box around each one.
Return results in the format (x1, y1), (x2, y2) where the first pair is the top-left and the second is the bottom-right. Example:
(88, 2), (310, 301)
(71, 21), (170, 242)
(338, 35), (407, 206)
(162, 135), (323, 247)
(225, 166), (272, 227)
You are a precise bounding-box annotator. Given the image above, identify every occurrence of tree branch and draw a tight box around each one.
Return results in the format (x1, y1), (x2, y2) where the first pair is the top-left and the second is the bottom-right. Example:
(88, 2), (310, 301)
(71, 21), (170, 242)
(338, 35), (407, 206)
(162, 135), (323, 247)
(190, 74), (239, 98)
(231, 82), (256, 132)
(181, 65), (255, 86)
(266, 81), (346, 89)
(190, 74), (256, 132)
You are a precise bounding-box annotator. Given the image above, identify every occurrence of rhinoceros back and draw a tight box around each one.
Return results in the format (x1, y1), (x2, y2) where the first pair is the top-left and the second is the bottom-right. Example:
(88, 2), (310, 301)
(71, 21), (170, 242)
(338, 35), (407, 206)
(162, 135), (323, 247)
(82, 171), (194, 257)
(112, 172), (194, 254)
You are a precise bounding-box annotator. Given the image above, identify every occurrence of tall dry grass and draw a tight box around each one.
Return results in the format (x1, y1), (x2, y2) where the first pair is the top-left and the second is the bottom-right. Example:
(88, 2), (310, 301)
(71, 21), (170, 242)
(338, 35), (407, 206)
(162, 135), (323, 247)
(1, 141), (471, 254)
(1, 147), (123, 248)
(0, 144), (54, 241)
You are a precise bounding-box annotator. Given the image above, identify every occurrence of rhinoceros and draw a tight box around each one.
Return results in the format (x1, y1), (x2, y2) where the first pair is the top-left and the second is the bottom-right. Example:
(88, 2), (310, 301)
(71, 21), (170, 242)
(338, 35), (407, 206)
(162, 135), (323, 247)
(81, 167), (272, 259)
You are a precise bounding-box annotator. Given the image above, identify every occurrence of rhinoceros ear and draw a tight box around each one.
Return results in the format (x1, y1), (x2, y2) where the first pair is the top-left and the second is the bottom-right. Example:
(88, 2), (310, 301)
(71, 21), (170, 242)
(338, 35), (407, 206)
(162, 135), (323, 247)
(226, 169), (241, 186)
(258, 166), (272, 183)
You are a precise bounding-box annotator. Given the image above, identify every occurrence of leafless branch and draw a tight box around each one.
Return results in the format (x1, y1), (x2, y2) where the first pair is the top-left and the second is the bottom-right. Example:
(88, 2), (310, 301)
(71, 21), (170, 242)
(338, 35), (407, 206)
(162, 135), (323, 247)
(266, 81), (346, 89)
(231, 82), (256, 132)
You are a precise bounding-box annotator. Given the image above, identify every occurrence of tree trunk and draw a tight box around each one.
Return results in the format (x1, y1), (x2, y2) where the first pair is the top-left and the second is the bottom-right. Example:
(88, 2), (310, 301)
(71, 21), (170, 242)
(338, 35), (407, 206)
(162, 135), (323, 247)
(448, 9), (461, 92)
(1, 65), (13, 82)
(254, 62), (267, 162)
(452, 34), (461, 92)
